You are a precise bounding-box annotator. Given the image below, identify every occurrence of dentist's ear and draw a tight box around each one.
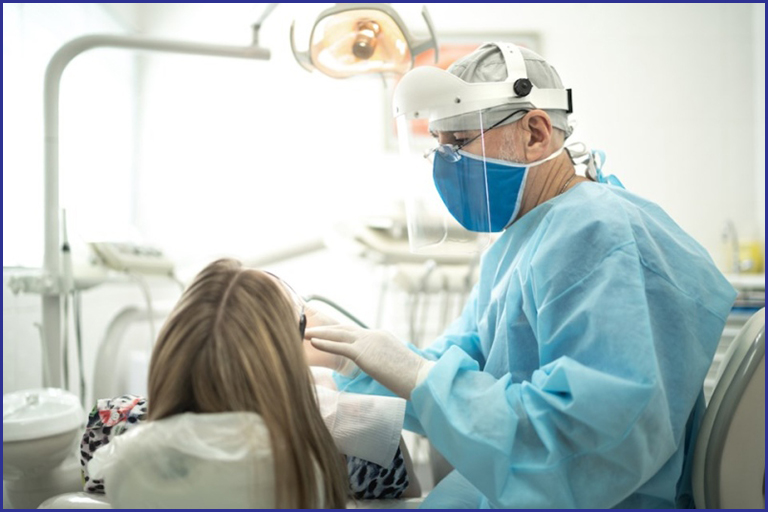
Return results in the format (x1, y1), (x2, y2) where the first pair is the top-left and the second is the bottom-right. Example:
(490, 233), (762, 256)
(519, 109), (553, 161)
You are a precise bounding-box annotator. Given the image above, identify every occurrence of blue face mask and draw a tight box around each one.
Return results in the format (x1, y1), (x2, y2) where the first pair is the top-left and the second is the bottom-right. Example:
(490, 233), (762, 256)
(433, 147), (564, 232)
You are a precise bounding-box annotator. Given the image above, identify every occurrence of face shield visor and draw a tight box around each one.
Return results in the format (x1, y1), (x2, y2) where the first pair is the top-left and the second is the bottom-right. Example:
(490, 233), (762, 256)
(392, 44), (572, 255)
(395, 109), (519, 255)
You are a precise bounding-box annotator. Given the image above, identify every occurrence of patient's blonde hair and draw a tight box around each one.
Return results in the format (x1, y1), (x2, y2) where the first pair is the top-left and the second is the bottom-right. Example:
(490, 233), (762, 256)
(148, 258), (347, 508)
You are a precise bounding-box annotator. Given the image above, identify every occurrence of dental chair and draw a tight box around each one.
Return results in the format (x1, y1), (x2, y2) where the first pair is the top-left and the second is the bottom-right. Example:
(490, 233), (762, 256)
(38, 296), (424, 510)
(692, 307), (765, 509)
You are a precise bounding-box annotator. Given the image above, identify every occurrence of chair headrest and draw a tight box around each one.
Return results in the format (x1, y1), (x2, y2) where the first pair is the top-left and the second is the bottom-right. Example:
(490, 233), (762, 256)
(89, 412), (277, 508)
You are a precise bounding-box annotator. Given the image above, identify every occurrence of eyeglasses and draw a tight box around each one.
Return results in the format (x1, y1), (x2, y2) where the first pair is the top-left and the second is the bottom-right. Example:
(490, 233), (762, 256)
(263, 271), (307, 340)
(425, 109), (528, 163)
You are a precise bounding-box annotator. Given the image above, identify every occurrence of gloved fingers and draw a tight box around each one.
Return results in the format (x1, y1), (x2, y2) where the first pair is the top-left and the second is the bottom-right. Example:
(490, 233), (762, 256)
(304, 325), (360, 344)
(309, 336), (357, 359)
(309, 323), (363, 334)
(302, 338), (345, 370)
(304, 304), (342, 330)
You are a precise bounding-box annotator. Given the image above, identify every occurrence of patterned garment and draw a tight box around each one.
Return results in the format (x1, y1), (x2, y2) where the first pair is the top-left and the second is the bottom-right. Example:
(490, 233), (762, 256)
(80, 395), (148, 493)
(347, 446), (409, 500)
(80, 396), (409, 499)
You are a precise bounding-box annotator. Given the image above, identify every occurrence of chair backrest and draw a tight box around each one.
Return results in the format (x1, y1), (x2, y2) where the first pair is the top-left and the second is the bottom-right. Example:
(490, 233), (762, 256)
(692, 307), (765, 509)
(91, 304), (172, 404)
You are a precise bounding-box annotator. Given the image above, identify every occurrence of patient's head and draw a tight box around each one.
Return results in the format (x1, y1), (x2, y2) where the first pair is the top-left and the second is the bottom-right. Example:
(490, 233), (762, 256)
(147, 258), (346, 508)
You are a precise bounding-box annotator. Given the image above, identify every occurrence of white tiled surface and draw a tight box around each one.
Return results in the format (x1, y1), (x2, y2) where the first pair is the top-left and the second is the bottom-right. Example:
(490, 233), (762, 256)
(3, 269), (46, 394)
(3, 268), (182, 402)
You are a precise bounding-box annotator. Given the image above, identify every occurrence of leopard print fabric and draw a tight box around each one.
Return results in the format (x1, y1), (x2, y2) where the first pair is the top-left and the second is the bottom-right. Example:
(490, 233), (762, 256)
(347, 445), (409, 499)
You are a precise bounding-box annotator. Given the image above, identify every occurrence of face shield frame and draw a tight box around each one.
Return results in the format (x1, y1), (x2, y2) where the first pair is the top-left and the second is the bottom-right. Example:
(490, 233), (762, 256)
(393, 42), (572, 127)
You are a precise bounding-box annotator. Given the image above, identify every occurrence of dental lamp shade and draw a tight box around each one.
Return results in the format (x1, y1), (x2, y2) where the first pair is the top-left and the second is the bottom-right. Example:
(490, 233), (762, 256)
(291, 3), (438, 78)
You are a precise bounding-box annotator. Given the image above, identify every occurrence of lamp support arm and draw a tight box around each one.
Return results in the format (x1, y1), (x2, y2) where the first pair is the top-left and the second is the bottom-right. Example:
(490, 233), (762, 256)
(409, 6), (439, 64)
(42, 34), (270, 389)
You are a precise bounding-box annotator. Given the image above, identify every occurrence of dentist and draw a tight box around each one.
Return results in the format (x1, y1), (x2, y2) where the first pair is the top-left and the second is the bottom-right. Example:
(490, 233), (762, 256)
(306, 42), (736, 508)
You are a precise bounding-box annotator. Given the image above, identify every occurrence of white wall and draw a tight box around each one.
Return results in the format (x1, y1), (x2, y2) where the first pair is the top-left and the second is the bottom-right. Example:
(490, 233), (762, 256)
(3, 3), (764, 402)
(753, 3), (765, 244)
(425, 3), (761, 266)
(132, 3), (402, 280)
(2, 3), (178, 404)
(130, 2), (765, 383)
(3, 3), (138, 267)
(2, 269), (181, 401)
(133, 2), (763, 276)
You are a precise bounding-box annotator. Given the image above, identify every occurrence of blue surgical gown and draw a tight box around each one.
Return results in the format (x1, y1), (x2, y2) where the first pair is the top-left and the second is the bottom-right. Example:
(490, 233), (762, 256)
(335, 182), (737, 508)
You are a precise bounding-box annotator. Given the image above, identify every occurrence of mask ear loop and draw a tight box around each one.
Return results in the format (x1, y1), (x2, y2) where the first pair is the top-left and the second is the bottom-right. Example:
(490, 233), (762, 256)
(591, 150), (624, 188)
(566, 142), (595, 181)
(566, 144), (624, 188)
(591, 149), (606, 181)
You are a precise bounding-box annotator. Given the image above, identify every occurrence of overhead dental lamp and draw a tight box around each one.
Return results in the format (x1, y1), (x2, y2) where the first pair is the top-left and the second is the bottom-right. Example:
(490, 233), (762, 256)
(291, 3), (438, 78)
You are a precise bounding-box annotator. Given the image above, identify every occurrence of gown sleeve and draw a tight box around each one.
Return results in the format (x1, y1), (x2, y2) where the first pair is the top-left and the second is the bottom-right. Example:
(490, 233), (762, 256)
(333, 285), (483, 435)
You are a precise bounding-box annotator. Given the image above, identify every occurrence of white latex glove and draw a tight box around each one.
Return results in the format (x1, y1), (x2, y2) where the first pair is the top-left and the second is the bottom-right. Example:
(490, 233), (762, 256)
(306, 324), (427, 400)
(303, 338), (359, 377)
(304, 302), (340, 330)
(303, 304), (359, 376)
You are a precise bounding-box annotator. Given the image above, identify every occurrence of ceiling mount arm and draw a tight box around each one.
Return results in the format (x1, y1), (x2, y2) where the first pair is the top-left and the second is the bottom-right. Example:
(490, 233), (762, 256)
(409, 6), (439, 64)
(252, 3), (279, 46)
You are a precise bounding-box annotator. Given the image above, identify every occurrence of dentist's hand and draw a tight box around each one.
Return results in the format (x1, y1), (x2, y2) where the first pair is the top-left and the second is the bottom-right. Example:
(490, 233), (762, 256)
(303, 338), (360, 377)
(304, 302), (341, 330)
(302, 303), (359, 376)
(306, 324), (427, 400)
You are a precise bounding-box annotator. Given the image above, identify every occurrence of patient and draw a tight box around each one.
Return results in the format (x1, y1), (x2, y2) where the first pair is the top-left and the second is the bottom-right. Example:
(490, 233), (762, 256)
(80, 258), (417, 508)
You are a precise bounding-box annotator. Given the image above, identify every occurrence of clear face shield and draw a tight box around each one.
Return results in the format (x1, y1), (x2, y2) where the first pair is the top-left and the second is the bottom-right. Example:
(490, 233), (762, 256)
(391, 43), (572, 255)
(395, 109), (523, 254)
